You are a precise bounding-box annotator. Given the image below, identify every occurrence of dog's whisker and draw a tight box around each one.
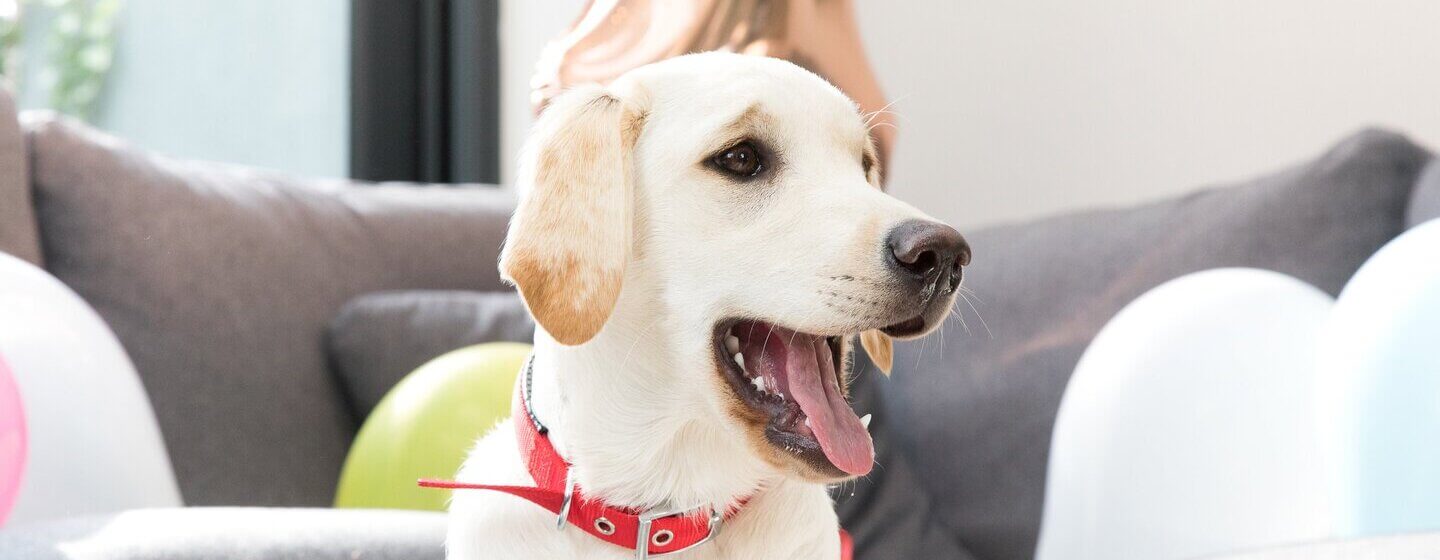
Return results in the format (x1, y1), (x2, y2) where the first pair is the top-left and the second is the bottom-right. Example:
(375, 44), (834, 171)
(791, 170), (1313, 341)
(913, 329), (927, 371)
(959, 291), (992, 339)
(867, 122), (899, 135)
(943, 299), (971, 338)
(958, 284), (986, 305)
(787, 329), (802, 357)
(938, 313), (948, 353)
(862, 111), (900, 128)
(755, 328), (770, 369)
(861, 96), (908, 126)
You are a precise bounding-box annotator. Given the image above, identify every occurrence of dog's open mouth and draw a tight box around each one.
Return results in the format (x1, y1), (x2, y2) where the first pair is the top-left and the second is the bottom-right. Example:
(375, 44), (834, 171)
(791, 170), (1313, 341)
(713, 320), (874, 477)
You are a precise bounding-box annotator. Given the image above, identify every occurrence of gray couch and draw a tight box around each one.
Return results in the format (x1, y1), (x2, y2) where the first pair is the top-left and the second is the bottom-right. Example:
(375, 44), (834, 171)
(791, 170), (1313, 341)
(0, 78), (1436, 560)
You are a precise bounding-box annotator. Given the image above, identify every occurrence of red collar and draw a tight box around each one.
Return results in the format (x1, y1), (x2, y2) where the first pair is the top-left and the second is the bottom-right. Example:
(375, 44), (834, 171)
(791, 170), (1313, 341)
(420, 357), (853, 559)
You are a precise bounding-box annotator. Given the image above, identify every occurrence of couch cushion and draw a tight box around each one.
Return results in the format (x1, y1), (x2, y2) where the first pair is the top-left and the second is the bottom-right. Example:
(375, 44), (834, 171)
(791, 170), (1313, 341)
(327, 290), (535, 420)
(0, 508), (445, 560)
(1407, 158), (1440, 228)
(25, 114), (514, 508)
(884, 128), (1433, 560)
(0, 87), (40, 265)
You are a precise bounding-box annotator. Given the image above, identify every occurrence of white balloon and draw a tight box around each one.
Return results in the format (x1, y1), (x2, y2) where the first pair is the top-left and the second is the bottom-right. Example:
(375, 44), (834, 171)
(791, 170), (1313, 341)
(1317, 219), (1440, 537)
(1038, 269), (1338, 560)
(0, 253), (182, 525)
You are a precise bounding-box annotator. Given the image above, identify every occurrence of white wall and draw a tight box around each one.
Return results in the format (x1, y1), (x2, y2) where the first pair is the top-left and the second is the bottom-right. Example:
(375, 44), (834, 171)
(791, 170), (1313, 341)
(501, 1), (1440, 229)
(856, 0), (1440, 228)
(499, 0), (586, 185)
(91, 0), (349, 178)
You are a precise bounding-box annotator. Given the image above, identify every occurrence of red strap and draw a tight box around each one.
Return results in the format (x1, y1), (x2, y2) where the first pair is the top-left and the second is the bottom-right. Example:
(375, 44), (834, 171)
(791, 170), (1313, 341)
(418, 361), (854, 558)
(418, 369), (722, 554)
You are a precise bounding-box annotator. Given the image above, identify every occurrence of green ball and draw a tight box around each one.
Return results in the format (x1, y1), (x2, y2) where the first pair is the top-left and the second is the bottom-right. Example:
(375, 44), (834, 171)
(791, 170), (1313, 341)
(334, 342), (531, 511)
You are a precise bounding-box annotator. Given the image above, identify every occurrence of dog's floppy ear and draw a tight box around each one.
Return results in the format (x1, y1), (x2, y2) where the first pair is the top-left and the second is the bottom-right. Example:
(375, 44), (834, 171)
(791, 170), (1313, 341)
(500, 85), (642, 346)
(860, 330), (894, 376)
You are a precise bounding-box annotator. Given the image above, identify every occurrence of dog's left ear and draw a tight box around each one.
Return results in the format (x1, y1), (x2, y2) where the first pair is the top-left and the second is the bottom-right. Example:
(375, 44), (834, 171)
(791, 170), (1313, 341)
(860, 330), (893, 376)
(500, 84), (643, 346)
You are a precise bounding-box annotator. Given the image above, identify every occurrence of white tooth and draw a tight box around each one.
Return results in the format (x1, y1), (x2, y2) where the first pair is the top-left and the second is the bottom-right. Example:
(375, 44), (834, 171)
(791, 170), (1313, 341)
(725, 335), (740, 354)
(734, 353), (745, 369)
(804, 417), (812, 429)
(860, 414), (872, 429)
(751, 376), (767, 393)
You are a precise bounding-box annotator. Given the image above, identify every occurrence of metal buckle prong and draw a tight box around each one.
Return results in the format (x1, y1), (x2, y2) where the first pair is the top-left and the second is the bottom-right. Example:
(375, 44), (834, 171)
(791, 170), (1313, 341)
(556, 469), (576, 531)
(634, 506), (723, 560)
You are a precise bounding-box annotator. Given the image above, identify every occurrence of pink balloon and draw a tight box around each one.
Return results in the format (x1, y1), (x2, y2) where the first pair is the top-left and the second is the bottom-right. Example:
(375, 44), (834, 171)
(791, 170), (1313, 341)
(0, 353), (25, 527)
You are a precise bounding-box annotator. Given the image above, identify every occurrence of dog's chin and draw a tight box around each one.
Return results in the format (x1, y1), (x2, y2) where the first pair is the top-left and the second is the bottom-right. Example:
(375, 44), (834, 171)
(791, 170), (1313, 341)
(882, 292), (960, 340)
(711, 319), (879, 482)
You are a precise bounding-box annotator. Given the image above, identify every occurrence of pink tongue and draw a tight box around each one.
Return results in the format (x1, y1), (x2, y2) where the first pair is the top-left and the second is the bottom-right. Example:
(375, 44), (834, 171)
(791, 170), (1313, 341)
(746, 326), (874, 476)
(787, 336), (874, 475)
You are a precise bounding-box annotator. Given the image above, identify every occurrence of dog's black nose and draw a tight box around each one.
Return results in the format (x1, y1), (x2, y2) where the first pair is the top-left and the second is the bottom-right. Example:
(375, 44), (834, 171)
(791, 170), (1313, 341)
(887, 219), (970, 283)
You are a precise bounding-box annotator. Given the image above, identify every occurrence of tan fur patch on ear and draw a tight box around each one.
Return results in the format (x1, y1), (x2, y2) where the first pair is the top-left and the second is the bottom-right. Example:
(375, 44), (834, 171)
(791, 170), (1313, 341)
(501, 86), (638, 346)
(860, 330), (893, 375)
(506, 253), (623, 346)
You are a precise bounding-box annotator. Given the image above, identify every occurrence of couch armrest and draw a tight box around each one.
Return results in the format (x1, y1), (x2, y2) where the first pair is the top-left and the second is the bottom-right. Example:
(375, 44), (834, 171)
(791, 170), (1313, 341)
(0, 508), (446, 560)
(1407, 157), (1440, 229)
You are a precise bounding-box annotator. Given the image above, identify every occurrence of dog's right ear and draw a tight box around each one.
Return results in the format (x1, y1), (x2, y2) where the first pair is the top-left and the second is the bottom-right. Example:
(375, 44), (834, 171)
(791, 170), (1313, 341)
(500, 85), (643, 346)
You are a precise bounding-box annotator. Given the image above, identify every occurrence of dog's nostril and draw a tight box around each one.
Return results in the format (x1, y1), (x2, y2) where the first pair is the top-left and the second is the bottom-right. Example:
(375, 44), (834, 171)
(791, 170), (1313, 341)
(886, 219), (969, 281)
(902, 250), (939, 276)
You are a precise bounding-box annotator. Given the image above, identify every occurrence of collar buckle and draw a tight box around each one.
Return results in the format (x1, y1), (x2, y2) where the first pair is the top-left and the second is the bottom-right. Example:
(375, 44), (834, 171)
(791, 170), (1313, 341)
(634, 506), (723, 560)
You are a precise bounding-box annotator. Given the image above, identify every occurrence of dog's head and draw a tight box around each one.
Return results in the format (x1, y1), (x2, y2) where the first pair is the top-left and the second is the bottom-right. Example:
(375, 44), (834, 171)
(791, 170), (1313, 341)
(501, 53), (967, 483)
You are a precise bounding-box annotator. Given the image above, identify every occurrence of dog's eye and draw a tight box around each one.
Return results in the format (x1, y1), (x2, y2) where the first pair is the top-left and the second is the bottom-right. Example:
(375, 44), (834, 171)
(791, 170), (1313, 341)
(712, 142), (764, 178)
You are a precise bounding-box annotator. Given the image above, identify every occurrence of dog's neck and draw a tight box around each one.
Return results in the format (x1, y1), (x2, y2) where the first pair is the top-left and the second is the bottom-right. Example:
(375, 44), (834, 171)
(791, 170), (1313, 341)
(526, 302), (786, 513)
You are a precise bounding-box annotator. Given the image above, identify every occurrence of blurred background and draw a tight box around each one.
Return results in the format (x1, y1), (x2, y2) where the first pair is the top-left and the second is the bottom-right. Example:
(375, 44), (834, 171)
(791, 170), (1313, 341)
(4, 0), (1437, 228)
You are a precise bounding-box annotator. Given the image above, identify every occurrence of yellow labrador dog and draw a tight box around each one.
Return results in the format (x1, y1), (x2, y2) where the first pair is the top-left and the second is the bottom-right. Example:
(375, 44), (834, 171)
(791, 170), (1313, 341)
(446, 52), (967, 559)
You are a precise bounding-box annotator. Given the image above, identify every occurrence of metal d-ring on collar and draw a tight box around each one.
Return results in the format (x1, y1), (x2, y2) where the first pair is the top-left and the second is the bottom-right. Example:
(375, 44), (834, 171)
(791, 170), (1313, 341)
(556, 468), (576, 531)
(523, 355), (724, 558)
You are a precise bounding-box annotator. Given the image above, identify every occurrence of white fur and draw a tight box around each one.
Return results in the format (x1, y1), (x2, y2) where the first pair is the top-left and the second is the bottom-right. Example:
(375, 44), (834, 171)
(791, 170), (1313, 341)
(448, 52), (953, 560)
